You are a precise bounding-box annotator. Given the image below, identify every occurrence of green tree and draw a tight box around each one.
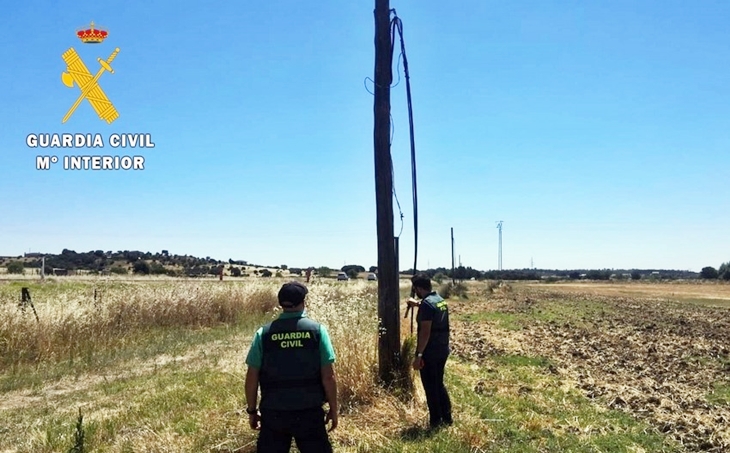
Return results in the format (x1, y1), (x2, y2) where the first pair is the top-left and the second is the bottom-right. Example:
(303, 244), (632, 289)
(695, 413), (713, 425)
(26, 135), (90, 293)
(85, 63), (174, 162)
(586, 269), (610, 280)
(700, 266), (719, 279)
(289, 268), (302, 276)
(7, 261), (24, 274)
(317, 266), (331, 278)
(719, 262), (730, 281)
(346, 268), (359, 279)
(342, 265), (365, 275)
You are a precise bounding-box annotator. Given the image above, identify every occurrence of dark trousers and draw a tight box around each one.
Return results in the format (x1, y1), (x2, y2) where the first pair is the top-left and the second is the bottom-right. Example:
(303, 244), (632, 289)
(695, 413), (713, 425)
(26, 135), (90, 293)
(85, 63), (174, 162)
(419, 354), (452, 427)
(257, 407), (332, 453)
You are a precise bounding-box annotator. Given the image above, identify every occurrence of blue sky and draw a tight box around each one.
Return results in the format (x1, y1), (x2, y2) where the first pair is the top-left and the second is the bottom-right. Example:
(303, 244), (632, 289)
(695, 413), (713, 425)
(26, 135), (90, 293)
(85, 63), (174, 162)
(1, 0), (728, 272)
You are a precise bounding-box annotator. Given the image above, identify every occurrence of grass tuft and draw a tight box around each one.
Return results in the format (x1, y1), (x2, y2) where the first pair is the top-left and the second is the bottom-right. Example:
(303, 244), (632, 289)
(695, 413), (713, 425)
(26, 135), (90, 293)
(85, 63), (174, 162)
(67, 408), (85, 453)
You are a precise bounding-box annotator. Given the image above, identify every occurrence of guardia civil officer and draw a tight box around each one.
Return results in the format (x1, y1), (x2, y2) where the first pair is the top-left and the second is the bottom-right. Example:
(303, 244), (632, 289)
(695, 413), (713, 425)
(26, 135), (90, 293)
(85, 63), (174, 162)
(245, 281), (337, 453)
(407, 273), (453, 429)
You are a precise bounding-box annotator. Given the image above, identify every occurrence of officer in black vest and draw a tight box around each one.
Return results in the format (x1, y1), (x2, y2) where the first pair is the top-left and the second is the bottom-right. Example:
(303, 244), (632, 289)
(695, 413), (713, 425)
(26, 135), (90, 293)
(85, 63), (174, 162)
(407, 273), (453, 429)
(245, 281), (337, 453)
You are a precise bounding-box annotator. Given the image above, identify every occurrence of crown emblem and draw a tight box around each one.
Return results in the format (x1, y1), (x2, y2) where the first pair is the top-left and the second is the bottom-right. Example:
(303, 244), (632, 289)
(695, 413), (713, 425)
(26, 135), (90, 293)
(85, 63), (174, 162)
(76, 21), (108, 44)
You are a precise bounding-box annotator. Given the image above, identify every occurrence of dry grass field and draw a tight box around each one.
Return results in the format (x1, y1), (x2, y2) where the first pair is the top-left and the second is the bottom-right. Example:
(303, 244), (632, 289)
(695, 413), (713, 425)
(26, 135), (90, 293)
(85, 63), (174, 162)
(527, 281), (730, 307)
(1, 276), (728, 452)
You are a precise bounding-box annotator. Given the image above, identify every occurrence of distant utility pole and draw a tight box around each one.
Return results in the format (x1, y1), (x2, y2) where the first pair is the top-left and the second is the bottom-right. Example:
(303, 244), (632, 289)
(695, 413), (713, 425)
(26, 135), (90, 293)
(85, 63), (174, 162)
(451, 227), (455, 284)
(496, 221), (503, 271)
(41, 256), (45, 280)
(374, 0), (401, 384)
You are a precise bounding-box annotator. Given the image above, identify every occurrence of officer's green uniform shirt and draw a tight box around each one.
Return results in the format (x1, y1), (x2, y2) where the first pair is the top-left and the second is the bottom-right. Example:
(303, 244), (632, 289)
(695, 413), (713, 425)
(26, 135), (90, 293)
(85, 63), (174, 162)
(246, 311), (336, 368)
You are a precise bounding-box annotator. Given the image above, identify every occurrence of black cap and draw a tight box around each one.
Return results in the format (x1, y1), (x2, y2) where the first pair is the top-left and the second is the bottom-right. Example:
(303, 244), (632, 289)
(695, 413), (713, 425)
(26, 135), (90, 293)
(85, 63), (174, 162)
(278, 281), (308, 307)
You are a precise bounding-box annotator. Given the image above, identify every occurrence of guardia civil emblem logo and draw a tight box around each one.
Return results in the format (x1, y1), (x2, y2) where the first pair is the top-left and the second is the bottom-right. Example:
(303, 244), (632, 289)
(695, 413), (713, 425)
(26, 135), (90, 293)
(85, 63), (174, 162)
(61, 22), (120, 124)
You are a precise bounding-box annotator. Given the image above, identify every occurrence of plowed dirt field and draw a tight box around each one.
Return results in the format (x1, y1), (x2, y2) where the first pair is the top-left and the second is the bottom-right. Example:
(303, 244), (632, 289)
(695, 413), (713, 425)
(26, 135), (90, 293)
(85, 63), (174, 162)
(450, 282), (730, 452)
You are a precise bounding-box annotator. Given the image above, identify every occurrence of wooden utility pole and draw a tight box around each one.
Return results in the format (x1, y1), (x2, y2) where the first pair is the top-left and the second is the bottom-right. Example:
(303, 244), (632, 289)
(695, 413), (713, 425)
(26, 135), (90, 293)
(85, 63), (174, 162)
(374, 0), (401, 383)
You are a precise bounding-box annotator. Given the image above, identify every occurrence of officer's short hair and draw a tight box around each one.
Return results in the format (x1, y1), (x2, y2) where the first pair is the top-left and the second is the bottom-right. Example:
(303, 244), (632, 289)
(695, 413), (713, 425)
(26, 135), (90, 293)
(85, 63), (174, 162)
(278, 281), (308, 308)
(411, 273), (432, 292)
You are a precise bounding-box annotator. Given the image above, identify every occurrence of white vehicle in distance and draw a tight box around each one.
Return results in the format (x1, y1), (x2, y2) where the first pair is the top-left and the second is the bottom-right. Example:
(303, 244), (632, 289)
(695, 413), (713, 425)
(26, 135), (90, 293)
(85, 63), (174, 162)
(367, 273), (377, 281)
(336, 272), (349, 281)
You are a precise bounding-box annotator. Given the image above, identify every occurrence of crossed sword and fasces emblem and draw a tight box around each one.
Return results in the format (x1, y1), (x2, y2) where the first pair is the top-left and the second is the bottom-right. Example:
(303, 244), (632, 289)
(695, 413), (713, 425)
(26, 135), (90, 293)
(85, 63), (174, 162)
(61, 47), (120, 124)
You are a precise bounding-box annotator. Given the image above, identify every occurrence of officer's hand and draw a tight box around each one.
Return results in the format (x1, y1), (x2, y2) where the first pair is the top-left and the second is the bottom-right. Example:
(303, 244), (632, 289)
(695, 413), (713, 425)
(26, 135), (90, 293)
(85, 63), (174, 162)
(406, 298), (420, 308)
(412, 357), (424, 370)
(325, 408), (338, 432)
(248, 412), (260, 430)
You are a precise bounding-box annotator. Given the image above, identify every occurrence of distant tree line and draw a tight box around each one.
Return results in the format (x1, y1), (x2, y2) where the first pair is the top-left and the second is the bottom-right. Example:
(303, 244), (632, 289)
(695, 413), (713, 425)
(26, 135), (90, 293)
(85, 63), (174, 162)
(3, 249), (722, 282)
(700, 261), (730, 280)
(19, 249), (227, 272)
(1, 249), (233, 277)
(402, 266), (699, 281)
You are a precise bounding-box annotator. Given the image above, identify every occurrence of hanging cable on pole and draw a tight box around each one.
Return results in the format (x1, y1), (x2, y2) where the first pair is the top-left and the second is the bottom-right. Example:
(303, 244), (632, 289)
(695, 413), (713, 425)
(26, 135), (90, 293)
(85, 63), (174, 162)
(389, 11), (420, 335)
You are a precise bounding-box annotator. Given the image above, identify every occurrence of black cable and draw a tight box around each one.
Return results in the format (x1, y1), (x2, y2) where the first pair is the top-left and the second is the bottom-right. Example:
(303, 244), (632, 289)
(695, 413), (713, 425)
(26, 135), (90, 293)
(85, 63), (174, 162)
(363, 52), (402, 95)
(390, 12), (419, 289)
(390, 113), (404, 238)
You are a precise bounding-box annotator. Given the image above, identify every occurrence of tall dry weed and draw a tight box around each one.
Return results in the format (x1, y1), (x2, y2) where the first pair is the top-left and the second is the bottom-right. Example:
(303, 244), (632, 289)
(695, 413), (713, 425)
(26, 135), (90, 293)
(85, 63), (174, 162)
(0, 280), (279, 369)
(1, 278), (408, 414)
(304, 281), (381, 409)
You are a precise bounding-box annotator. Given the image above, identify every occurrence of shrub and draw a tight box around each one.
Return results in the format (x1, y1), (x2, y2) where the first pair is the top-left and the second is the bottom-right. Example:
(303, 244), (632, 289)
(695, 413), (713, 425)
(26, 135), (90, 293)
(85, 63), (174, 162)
(317, 266), (332, 278)
(6, 261), (24, 274)
(482, 280), (502, 295)
(439, 282), (468, 299)
(149, 262), (167, 275)
(109, 266), (128, 275)
(68, 409), (85, 453)
(133, 261), (150, 275)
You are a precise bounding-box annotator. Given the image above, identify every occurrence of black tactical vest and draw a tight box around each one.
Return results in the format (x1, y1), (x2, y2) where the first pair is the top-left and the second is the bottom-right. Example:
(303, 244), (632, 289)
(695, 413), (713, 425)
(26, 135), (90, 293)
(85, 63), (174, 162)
(418, 292), (450, 357)
(259, 316), (325, 410)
